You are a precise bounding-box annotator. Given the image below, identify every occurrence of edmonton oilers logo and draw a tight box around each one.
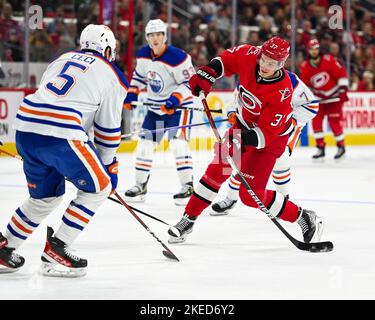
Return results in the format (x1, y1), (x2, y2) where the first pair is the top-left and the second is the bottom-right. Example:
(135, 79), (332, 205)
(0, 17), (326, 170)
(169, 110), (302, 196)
(147, 71), (164, 93)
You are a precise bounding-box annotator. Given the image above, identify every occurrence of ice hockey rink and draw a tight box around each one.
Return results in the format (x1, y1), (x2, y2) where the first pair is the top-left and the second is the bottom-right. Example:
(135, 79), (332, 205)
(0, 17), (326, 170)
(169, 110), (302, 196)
(1, 145), (375, 300)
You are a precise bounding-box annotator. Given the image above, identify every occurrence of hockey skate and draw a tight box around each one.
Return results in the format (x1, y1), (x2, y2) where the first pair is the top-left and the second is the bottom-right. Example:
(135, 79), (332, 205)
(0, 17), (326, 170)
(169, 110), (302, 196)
(297, 209), (324, 243)
(312, 146), (325, 160)
(210, 197), (237, 216)
(173, 182), (193, 206)
(0, 233), (25, 273)
(334, 146), (346, 160)
(168, 214), (196, 244)
(124, 179), (148, 202)
(39, 226), (87, 278)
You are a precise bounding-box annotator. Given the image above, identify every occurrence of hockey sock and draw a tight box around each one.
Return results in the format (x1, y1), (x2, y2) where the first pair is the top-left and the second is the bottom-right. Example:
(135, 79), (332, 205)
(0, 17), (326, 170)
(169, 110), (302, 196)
(55, 184), (111, 245)
(134, 139), (156, 184)
(6, 196), (63, 249)
(169, 138), (193, 185)
(226, 173), (240, 201)
(273, 150), (291, 196)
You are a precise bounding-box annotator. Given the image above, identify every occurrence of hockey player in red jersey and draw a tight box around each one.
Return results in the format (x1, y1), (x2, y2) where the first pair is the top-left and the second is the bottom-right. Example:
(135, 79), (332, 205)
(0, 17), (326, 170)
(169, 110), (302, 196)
(300, 39), (349, 160)
(168, 37), (325, 244)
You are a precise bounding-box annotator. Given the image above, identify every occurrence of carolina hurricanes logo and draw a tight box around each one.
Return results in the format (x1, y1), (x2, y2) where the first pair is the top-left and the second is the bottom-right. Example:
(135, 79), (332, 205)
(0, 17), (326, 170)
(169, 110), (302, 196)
(279, 87), (291, 102)
(238, 85), (261, 115)
(311, 72), (330, 88)
(147, 71), (164, 94)
(247, 46), (261, 55)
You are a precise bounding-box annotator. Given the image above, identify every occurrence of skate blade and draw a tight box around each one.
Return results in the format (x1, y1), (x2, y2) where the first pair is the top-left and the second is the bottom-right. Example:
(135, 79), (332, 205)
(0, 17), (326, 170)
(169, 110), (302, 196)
(209, 210), (230, 216)
(39, 262), (86, 278)
(168, 235), (187, 244)
(123, 195), (146, 203)
(334, 155), (346, 162)
(312, 157), (325, 163)
(0, 265), (21, 274)
(173, 197), (191, 206)
(311, 216), (324, 243)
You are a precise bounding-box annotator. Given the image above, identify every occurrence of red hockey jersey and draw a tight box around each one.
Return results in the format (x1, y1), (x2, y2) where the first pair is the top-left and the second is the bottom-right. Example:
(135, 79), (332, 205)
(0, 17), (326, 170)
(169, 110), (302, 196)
(218, 44), (293, 148)
(299, 54), (348, 99)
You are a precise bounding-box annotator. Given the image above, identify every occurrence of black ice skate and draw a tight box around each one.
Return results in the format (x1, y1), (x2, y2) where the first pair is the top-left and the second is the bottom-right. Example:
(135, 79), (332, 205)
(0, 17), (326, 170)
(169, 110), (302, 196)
(297, 209), (324, 243)
(312, 146), (325, 160)
(334, 146), (346, 160)
(124, 178), (148, 202)
(173, 182), (193, 206)
(168, 214), (196, 244)
(40, 226), (87, 278)
(0, 233), (25, 273)
(210, 197), (237, 216)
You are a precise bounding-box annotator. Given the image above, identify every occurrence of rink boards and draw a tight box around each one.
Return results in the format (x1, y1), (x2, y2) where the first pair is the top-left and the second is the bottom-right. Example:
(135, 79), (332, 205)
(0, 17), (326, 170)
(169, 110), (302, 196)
(0, 89), (374, 155)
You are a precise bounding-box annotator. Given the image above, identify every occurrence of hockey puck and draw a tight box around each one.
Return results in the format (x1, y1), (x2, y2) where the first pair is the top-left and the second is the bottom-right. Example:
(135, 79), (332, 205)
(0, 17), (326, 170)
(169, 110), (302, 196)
(309, 242), (334, 253)
(162, 250), (179, 261)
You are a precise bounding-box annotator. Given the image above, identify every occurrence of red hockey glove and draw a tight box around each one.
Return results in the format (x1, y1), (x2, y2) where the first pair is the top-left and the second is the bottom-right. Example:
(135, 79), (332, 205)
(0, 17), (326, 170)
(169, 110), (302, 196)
(105, 157), (119, 193)
(189, 66), (218, 97)
(339, 89), (349, 103)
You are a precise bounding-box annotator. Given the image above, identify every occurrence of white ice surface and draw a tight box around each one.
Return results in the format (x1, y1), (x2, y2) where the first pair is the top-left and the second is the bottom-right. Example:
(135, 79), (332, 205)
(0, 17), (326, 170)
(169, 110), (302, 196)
(0, 146), (375, 300)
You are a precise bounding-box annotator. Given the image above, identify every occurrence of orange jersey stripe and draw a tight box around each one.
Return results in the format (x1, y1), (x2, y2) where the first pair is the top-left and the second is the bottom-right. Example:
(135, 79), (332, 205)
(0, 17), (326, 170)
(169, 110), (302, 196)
(229, 178), (241, 186)
(19, 106), (81, 124)
(176, 161), (193, 166)
(94, 131), (121, 141)
(66, 208), (89, 224)
(272, 173), (291, 180)
(136, 162), (152, 168)
(288, 127), (302, 149)
(72, 141), (109, 190)
(11, 216), (32, 234)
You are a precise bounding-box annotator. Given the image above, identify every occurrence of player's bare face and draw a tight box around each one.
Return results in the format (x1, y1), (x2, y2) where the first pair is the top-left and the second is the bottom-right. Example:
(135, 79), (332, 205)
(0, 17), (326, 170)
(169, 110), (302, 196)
(259, 54), (281, 78)
(147, 32), (166, 55)
(309, 48), (320, 59)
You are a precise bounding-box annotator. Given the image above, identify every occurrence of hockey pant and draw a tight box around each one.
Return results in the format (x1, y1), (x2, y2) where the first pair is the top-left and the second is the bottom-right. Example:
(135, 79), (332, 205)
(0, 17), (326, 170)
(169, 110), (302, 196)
(185, 129), (300, 222)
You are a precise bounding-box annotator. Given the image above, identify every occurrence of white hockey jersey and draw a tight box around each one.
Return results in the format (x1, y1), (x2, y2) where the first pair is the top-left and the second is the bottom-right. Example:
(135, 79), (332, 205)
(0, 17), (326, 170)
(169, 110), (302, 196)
(13, 51), (128, 164)
(286, 71), (319, 126)
(130, 45), (195, 115)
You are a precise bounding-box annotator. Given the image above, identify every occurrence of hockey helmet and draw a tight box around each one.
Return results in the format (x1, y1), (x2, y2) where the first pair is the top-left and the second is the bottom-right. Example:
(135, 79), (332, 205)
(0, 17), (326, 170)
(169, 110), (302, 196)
(145, 19), (167, 43)
(261, 36), (290, 62)
(307, 39), (320, 50)
(80, 24), (116, 61)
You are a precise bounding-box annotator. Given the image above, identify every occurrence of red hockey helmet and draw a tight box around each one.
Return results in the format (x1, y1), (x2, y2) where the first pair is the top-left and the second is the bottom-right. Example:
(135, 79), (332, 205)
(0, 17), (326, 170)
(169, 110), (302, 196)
(261, 36), (290, 62)
(307, 39), (320, 50)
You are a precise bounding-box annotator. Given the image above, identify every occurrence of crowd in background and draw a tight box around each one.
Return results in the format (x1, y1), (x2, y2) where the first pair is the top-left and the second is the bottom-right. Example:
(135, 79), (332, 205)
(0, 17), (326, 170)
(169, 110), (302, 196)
(0, 0), (374, 91)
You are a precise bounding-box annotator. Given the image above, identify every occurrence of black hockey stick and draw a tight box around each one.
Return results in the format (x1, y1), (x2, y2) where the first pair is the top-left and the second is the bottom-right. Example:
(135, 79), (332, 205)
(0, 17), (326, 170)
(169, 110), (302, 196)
(200, 95), (333, 253)
(113, 191), (180, 261)
(131, 101), (223, 113)
(108, 196), (170, 226)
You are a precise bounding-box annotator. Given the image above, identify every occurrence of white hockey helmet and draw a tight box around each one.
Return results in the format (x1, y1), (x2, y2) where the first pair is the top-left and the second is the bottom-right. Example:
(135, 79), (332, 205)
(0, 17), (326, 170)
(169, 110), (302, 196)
(80, 24), (116, 61)
(145, 19), (167, 43)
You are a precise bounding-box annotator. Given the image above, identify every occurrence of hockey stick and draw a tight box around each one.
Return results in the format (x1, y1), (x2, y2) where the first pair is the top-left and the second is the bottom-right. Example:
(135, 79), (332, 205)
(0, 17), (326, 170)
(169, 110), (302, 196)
(107, 196), (170, 226)
(200, 95), (333, 253)
(131, 101), (223, 113)
(318, 97), (341, 104)
(113, 191), (179, 261)
(121, 118), (228, 140)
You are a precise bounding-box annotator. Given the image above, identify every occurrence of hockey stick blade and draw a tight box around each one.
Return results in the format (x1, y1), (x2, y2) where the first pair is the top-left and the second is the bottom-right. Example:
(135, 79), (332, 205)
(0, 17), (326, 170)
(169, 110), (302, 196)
(298, 241), (334, 253)
(162, 250), (180, 261)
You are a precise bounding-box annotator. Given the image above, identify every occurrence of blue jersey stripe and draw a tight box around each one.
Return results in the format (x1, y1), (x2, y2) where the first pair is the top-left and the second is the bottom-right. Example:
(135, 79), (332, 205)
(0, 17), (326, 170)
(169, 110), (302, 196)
(23, 98), (83, 118)
(16, 114), (85, 131)
(16, 208), (39, 228)
(94, 122), (121, 133)
(273, 179), (291, 185)
(94, 138), (120, 148)
(177, 166), (193, 171)
(302, 106), (318, 114)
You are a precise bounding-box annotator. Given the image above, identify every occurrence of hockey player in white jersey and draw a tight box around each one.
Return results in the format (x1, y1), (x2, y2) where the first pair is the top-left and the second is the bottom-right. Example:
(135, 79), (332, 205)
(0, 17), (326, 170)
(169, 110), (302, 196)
(0, 24), (128, 276)
(123, 19), (196, 205)
(211, 71), (319, 215)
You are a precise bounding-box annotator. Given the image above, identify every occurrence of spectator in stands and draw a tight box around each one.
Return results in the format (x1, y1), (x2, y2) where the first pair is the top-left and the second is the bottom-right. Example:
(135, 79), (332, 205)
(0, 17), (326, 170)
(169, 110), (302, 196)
(0, 2), (19, 42)
(255, 5), (276, 29)
(29, 29), (52, 62)
(358, 71), (374, 91)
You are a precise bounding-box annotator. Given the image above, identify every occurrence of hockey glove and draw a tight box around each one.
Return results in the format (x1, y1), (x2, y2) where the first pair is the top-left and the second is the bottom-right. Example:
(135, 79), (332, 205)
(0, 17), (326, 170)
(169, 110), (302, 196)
(123, 86), (140, 110)
(161, 93), (183, 115)
(339, 89), (349, 103)
(105, 157), (119, 193)
(189, 66), (218, 97)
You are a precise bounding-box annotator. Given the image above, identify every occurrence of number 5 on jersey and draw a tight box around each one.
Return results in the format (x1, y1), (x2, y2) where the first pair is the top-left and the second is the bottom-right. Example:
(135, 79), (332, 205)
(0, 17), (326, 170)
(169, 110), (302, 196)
(46, 61), (87, 96)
